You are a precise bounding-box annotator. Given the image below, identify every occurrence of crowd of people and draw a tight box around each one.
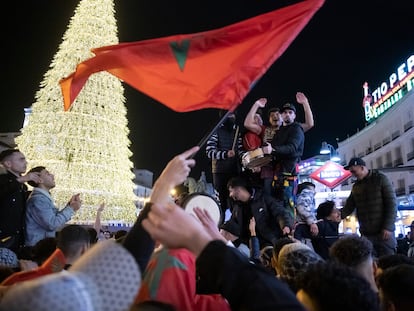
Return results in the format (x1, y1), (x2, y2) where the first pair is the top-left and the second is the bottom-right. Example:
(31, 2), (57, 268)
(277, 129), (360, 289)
(1, 93), (414, 310)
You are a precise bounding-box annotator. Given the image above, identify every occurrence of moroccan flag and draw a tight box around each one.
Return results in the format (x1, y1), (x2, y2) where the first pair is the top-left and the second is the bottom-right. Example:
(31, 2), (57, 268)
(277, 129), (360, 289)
(60, 0), (325, 112)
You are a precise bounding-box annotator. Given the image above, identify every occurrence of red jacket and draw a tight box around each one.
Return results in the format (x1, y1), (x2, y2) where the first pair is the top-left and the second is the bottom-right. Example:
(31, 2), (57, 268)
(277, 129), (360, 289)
(136, 247), (231, 311)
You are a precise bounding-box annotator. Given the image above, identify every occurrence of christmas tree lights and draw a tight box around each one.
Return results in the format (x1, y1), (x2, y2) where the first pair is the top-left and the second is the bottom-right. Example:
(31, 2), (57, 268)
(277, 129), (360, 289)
(16, 0), (137, 224)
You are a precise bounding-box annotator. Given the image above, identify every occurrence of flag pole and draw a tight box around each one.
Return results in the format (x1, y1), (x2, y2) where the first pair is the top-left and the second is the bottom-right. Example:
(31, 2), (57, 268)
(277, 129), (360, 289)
(190, 110), (234, 159)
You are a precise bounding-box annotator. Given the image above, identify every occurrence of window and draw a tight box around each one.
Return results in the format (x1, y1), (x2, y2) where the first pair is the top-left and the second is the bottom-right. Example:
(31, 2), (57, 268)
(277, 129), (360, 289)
(384, 151), (392, 168)
(376, 157), (383, 169)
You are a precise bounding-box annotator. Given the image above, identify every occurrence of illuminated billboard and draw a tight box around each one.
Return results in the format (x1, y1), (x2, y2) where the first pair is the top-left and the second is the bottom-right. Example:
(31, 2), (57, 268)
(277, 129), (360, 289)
(363, 54), (413, 122)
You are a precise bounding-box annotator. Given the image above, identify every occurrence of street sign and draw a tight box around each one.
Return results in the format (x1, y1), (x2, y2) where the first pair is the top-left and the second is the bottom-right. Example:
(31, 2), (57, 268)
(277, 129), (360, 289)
(310, 161), (352, 189)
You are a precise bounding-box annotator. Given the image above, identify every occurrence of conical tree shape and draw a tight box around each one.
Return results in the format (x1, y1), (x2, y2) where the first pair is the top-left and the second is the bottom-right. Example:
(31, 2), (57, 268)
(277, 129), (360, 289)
(16, 0), (137, 224)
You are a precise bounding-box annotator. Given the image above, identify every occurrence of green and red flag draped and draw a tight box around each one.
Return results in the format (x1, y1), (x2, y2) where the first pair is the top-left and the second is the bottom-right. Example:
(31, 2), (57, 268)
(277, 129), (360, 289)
(60, 0), (325, 112)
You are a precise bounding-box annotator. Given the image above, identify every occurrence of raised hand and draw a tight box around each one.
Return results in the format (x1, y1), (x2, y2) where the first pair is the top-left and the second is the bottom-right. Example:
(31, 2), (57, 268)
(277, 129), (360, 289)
(97, 202), (105, 213)
(255, 98), (267, 108)
(69, 193), (81, 211)
(296, 92), (309, 105)
(150, 146), (199, 205)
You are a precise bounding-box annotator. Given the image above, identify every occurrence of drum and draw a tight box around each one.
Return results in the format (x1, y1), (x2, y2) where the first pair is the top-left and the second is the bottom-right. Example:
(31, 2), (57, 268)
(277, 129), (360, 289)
(182, 192), (222, 226)
(242, 148), (272, 169)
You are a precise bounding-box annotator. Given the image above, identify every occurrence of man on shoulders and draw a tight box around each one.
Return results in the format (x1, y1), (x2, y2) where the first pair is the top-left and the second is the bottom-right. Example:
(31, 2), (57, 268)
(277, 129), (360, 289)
(244, 93), (313, 197)
(263, 97), (307, 217)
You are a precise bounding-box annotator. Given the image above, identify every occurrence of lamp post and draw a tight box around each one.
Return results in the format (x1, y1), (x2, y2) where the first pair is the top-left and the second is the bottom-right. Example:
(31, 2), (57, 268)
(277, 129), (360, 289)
(320, 141), (341, 162)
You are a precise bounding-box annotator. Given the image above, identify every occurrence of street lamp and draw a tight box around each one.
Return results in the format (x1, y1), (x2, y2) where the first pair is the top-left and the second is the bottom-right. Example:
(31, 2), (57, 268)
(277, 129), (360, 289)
(320, 141), (341, 162)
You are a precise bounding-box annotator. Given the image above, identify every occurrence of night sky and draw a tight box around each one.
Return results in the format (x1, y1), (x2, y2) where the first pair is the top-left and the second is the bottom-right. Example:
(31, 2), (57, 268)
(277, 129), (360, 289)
(1, 0), (413, 180)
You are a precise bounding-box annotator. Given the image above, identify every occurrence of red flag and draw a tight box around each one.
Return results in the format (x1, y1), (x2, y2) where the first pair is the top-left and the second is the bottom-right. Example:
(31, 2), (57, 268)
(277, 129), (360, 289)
(60, 0), (325, 112)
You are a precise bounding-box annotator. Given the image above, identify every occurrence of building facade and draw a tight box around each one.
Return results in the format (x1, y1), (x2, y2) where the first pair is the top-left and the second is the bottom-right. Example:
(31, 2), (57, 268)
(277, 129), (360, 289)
(298, 54), (414, 236)
(336, 55), (414, 235)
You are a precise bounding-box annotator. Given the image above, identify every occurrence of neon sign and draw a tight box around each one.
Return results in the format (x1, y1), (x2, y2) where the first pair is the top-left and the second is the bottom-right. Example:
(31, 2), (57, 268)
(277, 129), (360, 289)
(363, 54), (414, 122)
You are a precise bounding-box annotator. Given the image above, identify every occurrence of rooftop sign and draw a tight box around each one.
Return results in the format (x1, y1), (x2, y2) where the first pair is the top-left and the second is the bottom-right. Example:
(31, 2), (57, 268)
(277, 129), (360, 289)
(363, 54), (414, 122)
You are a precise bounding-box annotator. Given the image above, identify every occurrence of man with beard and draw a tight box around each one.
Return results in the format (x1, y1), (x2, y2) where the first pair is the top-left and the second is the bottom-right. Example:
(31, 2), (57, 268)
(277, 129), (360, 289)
(263, 95), (307, 218)
(206, 111), (243, 215)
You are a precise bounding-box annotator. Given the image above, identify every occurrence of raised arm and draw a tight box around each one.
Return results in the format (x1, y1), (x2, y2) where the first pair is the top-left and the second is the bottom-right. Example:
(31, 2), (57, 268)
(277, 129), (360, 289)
(122, 146), (199, 273)
(93, 202), (105, 233)
(244, 98), (267, 135)
(296, 92), (314, 132)
(150, 146), (199, 205)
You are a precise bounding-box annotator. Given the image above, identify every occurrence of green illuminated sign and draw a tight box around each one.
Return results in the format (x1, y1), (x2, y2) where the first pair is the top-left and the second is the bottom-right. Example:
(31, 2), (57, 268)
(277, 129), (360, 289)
(363, 54), (414, 122)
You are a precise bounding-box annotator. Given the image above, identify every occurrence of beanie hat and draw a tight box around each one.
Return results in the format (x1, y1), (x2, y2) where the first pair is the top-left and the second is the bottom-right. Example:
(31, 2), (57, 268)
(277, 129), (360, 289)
(0, 247), (19, 268)
(1, 240), (141, 311)
(278, 243), (324, 282)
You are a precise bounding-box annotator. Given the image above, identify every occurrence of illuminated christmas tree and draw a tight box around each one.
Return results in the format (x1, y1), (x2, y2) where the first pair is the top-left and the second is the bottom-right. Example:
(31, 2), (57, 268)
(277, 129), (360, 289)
(16, 0), (137, 224)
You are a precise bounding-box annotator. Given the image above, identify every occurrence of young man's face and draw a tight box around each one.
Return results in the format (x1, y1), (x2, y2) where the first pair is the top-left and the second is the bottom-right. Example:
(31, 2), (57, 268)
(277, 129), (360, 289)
(38, 169), (56, 189)
(228, 186), (250, 202)
(3, 151), (27, 175)
(327, 208), (341, 222)
(349, 165), (366, 180)
(281, 109), (296, 125)
(269, 111), (282, 127)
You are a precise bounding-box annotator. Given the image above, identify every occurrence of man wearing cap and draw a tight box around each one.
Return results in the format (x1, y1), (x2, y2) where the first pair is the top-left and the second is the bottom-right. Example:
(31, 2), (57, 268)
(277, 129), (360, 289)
(262, 94), (306, 217)
(341, 157), (398, 257)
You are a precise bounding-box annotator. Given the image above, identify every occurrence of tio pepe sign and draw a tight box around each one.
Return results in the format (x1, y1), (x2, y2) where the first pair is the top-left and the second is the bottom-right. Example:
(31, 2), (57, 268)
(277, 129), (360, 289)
(363, 54), (414, 123)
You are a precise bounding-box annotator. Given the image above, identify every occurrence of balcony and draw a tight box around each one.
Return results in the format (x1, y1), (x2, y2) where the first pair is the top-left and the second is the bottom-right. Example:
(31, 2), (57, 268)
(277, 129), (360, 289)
(391, 130), (401, 141)
(374, 142), (382, 151)
(393, 158), (404, 166)
(409, 184), (414, 194)
(365, 147), (372, 155)
(404, 120), (413, 132)
(384, 162), (393, 168)
(382, 137), (391, 145)
(408, 151), (414, 161)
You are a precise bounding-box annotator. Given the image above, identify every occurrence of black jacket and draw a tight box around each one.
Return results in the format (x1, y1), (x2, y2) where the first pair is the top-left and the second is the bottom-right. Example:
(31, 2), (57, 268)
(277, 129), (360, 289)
(228, 189), (294, 247)
(341, 169), (397, 235)
(270, 122), (304, 174)
(0, 171), (29, 250)
(196, 240), (305, 311)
